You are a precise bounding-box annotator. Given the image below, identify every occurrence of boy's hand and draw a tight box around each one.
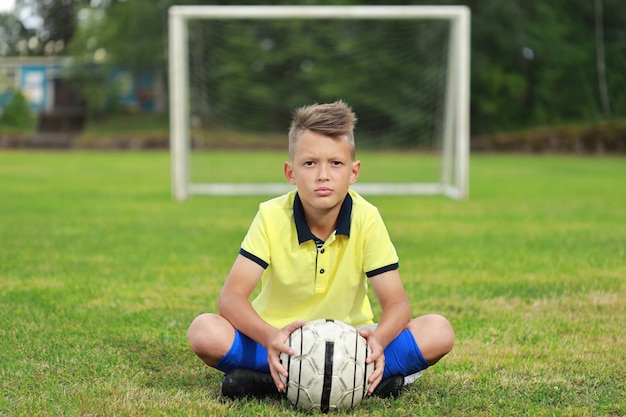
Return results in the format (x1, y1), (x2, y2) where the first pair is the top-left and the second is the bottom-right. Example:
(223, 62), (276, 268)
(359, 327), (385, 395)
(266, 320), (306, 392)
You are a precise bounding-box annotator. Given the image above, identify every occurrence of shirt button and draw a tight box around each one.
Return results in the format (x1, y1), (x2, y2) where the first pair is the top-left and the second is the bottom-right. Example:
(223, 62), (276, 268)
(319, 269), (325, 274)
(320, 249), (325, 254)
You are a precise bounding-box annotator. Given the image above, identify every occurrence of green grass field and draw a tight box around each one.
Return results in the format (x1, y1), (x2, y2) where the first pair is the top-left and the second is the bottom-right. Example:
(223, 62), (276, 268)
(1, 151), (624, 416)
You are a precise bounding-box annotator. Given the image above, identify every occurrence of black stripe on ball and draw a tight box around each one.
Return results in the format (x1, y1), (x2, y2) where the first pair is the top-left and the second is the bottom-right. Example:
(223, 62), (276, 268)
(351, 331), (359, 407)
(321, 341), (334, 413)
(295, 327), (304, 407)
(363, 336), (369, 401)
(284, 332), (292, 396)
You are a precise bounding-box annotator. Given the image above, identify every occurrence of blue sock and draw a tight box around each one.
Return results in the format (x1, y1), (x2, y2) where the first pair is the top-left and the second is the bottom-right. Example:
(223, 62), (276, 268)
(214, 330), (270, 373)
(383, 329), (429, 379)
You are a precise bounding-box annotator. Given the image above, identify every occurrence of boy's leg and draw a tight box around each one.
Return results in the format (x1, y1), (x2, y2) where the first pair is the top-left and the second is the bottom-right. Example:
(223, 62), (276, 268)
(384, 314), (454, 380)
(406, 314), (455, 367)
(356, 323), (426, 398)
(187, 313), (454, 399)
(187, 313), (237, 367)
(187, 313), (277, 398)
(366, 313), (454, 396)
(382, 328), (429, 381)
(214, 329), (270, 374)
(187, 313), (271, 372)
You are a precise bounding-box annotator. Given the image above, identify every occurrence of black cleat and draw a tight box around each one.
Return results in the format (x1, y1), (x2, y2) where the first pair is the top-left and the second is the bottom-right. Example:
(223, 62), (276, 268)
(221, 368), (280, 399)
(372, 375), (405, 399)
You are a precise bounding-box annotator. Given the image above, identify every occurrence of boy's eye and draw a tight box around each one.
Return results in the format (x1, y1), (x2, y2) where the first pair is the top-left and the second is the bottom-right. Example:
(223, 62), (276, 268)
(331, 161), (343, 166)
(304, 161), (315, 166)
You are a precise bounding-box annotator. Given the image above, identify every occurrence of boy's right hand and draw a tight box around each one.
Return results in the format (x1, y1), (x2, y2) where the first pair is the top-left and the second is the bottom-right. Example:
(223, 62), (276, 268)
(266, 320), (305, 392)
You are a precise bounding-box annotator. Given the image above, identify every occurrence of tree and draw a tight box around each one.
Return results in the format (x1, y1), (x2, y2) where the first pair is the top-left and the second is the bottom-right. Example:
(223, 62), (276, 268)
(0, 90), (34, 128)
(594, 0), (610, 116)
(0, 13), (36, 56)
(15, 0), (85, 55)
(459, 0), (625, 132)
(13, 0), (626, 133)
(64, 0), (182, 117)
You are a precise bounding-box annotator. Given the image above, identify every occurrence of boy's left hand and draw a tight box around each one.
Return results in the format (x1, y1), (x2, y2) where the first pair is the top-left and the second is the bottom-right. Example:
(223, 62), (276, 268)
(358, 327), (385, 395)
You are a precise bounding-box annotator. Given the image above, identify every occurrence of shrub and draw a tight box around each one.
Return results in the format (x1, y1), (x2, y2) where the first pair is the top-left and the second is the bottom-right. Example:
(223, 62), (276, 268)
(0, 90), (34, 129)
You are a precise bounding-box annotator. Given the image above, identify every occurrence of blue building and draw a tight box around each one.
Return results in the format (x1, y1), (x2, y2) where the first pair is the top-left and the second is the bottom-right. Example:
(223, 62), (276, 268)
(0, 56), (161, 115)
(0, 57), (66, 112)
(0, 57), (162, 147)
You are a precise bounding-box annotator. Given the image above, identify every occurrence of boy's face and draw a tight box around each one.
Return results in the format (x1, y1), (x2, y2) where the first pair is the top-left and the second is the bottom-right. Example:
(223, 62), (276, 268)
(284, 130), (360, 213)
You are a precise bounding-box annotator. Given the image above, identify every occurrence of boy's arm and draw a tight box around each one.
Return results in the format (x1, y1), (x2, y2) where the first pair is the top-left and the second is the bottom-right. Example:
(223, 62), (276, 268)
(360, 269), (411, 394)
(218, 254), (304, 391)
(369, 269), (411, 347)
(218, 254), (273, 344)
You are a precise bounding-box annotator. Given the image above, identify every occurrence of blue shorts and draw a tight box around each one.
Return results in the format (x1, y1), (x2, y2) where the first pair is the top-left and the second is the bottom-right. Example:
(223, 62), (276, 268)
(215, 326), (428, 380)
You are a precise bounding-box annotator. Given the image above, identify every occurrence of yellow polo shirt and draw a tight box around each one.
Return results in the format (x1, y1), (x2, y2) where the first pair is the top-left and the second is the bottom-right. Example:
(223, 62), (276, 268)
(239, 189), (399, 328)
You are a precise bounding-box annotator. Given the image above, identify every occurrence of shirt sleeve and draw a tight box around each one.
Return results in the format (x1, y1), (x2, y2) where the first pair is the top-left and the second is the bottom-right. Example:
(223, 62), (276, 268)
(361, 207), (399, 278)
(239, 207), (271, 269)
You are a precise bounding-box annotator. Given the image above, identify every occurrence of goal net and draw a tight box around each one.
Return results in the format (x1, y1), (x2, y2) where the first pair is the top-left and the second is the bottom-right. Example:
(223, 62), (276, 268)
(169, 5), (470, 200)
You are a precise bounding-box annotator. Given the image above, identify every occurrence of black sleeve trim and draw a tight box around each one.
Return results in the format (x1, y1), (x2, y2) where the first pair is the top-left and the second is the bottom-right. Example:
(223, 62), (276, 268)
(239, 248), (269, 269)
(366, 262), (399, 278)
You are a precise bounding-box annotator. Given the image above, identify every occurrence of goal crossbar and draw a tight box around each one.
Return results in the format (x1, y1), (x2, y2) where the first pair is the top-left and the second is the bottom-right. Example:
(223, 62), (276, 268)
(169, 5), (471, 200)
(169, 5), (470, 20)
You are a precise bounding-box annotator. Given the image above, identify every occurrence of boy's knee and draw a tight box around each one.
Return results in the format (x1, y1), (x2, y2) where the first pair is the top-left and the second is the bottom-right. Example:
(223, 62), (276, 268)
(187, 313), (211, 353)
(187, 313), (233, 358)
(408, 314), (455, 364)
(431, 314), (455, 354)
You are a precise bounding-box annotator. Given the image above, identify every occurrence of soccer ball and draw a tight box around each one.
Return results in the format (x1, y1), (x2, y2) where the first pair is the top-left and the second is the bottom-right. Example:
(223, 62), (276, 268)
(280, 319), (374, 413)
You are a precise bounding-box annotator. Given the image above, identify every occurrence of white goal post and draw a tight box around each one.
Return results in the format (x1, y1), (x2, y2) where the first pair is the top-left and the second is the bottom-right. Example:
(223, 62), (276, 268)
(169, 5), (470, 200)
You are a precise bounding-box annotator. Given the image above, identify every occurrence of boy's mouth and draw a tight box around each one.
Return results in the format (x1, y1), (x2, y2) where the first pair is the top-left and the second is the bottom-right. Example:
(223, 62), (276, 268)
(315, 187), (333, 197)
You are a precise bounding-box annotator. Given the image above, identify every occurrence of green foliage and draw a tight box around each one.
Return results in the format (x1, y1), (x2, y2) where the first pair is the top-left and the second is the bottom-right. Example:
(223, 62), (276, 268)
(0, 90), (34, 129)
(463, 0), (626, 133)
(18, 0), (626, 134)
(0, 151), (625, 415)
(87, 0), (168, 74)
(185, 17), (451, 148)
(62, 63), (124, 119)
(66, 0), (179, 74)
(24, 0), (78, 48)
(0, 12), (36, 56)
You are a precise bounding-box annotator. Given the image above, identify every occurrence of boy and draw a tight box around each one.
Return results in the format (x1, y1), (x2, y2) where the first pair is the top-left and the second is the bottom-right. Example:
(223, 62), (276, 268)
(187, 100), (455, 399)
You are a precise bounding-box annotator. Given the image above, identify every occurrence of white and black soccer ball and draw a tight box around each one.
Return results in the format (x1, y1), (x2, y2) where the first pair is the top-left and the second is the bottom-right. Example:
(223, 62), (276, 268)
(280, 318), (374, 413)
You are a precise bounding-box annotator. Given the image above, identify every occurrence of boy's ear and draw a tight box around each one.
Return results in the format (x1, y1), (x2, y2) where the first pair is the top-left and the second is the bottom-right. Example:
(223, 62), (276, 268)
(284, 161), (296, 184)
(350, 160), (361, 184)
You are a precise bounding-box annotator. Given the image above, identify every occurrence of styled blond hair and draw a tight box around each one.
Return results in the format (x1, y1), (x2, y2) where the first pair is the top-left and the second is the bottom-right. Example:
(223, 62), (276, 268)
(288, 100), (357, 160)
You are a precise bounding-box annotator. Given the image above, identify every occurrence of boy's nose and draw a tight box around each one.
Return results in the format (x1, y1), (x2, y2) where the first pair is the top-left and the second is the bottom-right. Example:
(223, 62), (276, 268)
(317, 164), (329, 181)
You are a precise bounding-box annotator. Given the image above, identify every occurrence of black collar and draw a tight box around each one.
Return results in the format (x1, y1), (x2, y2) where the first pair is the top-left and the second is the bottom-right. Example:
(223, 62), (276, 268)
(293, 192), (353, 244)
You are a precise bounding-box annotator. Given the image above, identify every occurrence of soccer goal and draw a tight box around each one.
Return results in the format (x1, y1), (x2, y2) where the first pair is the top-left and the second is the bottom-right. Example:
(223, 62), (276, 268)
(169, 5), (470, 200)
